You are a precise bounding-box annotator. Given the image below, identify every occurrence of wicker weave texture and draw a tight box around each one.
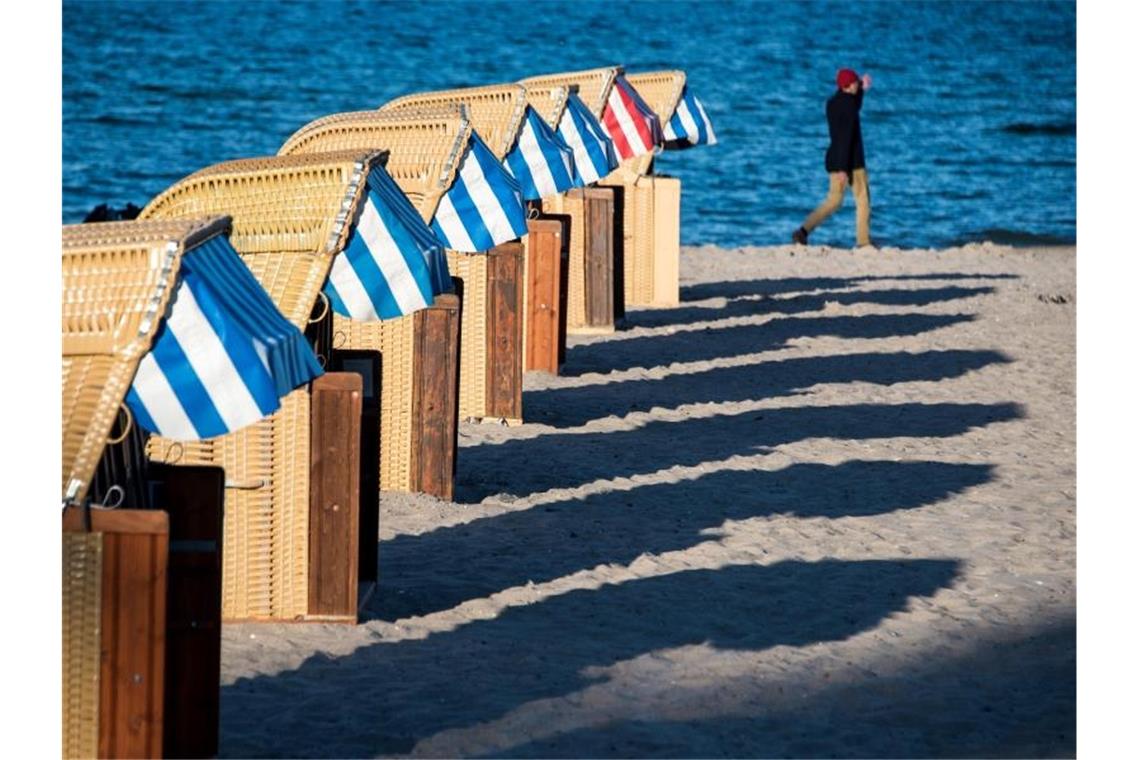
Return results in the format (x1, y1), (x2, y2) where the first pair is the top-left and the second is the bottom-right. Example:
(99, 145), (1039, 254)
(599, 174), (644, 305)
(520, 82), (571, 128)
(61, 217), (230, 504)
(381, 84), (528, 160)
(520, 67), (619, 118)
(625, 70), (687, 124)
(141, 153), (380, 327)
(446, 251), (490, 419)
(146, 388), (310, 620)
(600, 175), (682, 307)
(62, 531), (102, 760)
(333, 313), (417, 491)
(279, 108), (470, 224)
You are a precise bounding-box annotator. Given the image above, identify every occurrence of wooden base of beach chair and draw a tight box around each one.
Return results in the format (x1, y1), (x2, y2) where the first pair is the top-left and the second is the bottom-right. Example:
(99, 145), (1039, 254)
(331, 294), (460, 501)
(602, 174), (682, 308)
(63, 507), (169, 759)
(329, 350), (381, 585)
(523, 217), (567, 375)
(147, 463), (225, 759)
(307, 372), (363, 623)
(449, 244), (524, 424)
(543, 188), (618, 335)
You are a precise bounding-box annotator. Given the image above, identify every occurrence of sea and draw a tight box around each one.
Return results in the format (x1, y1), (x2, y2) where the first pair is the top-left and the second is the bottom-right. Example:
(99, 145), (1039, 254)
(63, 0), (1076, 249)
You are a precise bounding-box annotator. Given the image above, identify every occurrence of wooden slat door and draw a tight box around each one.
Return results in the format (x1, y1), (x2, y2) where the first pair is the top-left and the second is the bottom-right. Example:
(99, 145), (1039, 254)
(524, 218), (563, 374)
(147, 463), (224, 759)
(584, 188), (616, 329)
(485, 242), (524, 422)
(608, 185), (626, 321)
(63, 507), (168, 759)
(308, 372), (363, 620)
(329, 350), (382, 587)
(411, 292), (461, 500)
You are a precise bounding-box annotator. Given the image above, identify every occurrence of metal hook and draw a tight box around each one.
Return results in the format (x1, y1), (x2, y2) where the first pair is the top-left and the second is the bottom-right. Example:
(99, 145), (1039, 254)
(163, 440), (184, 464)
(106, 404), (133, 445)
(309, 291), (330, 324)
(98, 485), (125, 510)
(332, 330), (348, 349)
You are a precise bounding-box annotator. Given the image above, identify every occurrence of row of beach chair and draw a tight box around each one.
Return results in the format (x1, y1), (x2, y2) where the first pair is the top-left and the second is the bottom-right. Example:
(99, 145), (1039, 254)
(61, 66), (715, 758)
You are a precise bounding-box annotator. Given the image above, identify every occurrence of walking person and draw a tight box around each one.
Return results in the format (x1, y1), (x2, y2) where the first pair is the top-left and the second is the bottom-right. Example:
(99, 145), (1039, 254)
(793, 68), (873, 247)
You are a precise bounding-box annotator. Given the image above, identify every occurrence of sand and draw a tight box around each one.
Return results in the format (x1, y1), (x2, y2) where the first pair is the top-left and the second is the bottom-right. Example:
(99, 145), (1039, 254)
(219, 242), (1075, 758)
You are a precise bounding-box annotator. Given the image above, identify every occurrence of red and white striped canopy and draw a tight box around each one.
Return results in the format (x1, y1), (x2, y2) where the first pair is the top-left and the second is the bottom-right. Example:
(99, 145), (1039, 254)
(601, 75), (664, 161)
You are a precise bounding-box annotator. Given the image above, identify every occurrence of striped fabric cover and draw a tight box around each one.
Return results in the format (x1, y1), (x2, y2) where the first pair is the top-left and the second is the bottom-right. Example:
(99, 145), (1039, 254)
(663, 85), (717, 147)
(557, 93), (619, 185)
(126, 235), (323, 441)
(602, 75), (664, 160)
(504, 106), (580, 200)
(325, 166), (449, 320)
(431, 131), (529, 252)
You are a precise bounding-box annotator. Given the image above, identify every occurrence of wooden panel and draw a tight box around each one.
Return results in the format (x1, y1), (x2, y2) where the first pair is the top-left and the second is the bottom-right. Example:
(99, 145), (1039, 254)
(485, 242), (524, 421)
(142, 464), (224, 759)
(584, 188), (615, 328)
(524, 218), (563, 374)
(330, 351), (382, 586)
(607, 184), (627, 320)
(308, 372), (362, 619)
(652, 175), (682, 306)
(65, 507), (168, 759)
(411, 293), (461, 500)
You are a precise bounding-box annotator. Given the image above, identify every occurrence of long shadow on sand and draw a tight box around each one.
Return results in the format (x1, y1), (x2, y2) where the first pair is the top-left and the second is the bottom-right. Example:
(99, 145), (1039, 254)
(488, 617), (1075, 759)
(622, 285), (995, 330)
(564, 311), (974, 376)
(220, 559), (961, 758)
(456, 401), (1023, 502)
(678, 272), (1019, 302)
(372, 459), (992, 621)
(526, 349), (1011, 429)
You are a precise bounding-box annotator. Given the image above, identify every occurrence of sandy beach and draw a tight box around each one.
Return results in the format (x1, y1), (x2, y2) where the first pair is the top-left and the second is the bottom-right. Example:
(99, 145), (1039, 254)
(218, 242), (1075, 758)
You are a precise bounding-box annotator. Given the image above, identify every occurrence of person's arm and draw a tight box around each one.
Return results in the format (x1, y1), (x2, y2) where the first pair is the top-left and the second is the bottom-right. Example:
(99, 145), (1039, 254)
(855, 73), (870, 111)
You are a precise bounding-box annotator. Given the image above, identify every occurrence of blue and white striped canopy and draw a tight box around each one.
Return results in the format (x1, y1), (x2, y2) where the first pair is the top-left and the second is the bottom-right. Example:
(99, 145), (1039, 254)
(126, 235), (323, 441)
(556, 93), (620, 186)
(504, 106), (580, 201)
(325, 166), (449, 321)
(431, 132), (529, 252)
(663, 85), (717, 148)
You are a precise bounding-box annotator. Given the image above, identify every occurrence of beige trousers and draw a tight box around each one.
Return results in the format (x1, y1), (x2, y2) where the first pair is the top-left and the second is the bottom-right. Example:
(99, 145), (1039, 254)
(802, 168), (871, 246)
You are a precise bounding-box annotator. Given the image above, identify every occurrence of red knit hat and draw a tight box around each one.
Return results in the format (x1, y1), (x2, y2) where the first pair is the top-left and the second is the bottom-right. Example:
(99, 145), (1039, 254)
(836, 68), (859, 89)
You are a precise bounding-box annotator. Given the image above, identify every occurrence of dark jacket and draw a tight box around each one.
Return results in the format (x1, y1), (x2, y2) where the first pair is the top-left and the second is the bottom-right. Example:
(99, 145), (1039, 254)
(824, 84), (865, 175)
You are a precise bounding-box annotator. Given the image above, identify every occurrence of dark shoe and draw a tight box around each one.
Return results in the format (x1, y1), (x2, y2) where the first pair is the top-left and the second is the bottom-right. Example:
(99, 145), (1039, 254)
(792, 227), (809, 245)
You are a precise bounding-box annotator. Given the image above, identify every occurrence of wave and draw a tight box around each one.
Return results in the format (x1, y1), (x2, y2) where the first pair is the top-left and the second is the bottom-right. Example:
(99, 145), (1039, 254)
(953, 228), (1075, 247)
(1000, 122), (1076, 136)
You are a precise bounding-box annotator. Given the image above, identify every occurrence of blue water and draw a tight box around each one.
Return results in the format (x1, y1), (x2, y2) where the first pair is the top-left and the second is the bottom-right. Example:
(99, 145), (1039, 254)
(63, 0), (1075, 249)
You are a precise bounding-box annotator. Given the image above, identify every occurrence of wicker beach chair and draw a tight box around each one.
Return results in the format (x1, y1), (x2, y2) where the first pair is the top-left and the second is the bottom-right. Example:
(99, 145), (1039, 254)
(280, 108), (470, 487)
(522, 68), (624, 334)
(62, 217), (230, 757)
(597, 70), (686, 307)
(139, 151), (387, 621)
(375, 88), (531, 423)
